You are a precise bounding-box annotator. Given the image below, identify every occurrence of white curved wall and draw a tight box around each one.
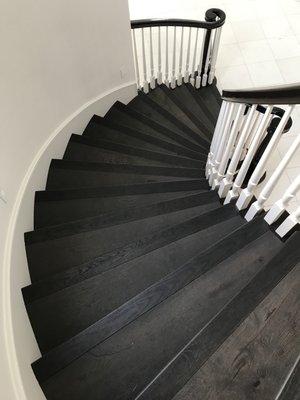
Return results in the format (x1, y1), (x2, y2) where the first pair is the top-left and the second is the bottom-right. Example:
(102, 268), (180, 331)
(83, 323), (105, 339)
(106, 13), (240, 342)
(0, 1), (136, 398)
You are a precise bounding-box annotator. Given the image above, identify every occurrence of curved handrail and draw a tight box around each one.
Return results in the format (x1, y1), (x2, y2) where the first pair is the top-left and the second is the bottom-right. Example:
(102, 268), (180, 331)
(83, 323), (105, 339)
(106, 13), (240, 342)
(131, 8), (226, 30)
(222, 83), (300, 105)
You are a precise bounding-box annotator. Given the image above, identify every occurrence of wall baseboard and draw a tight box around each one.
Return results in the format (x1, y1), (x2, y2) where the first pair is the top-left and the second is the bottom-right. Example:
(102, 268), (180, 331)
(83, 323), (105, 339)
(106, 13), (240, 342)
(1, 81), (137, 400)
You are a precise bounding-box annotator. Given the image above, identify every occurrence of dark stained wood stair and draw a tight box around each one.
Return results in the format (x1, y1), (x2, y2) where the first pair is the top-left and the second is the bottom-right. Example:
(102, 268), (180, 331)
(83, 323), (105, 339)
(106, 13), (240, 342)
(23, 80), (300, 400)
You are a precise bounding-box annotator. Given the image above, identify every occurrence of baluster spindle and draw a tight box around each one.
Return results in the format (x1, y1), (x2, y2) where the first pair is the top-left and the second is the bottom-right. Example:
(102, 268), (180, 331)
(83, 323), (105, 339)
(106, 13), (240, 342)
(209, 102), (235, 186)
(233, 106), (274, 209)
(132, 30), (141, 90)
(149, 27), (155, 89)
(157, 27), (162, 85)
(171, 27), (177, 89)
(202, 29), (212, 87)
(178, 27), (184, 86)
(265, 176), (300, 225)
(206, 101), (227, 178)
(208, 27), (222, 85)
(195, 31), (205, 89)
(276, 205), (300, 237)
(212, 103), (245, 189)
(222, 105), (257, 202)
(141, 28), (149, 93)
(184, 27), (192, 83)
(244, 106), (294, 221)
(190, 28), (199, 86)
(165, 26), (169, 87)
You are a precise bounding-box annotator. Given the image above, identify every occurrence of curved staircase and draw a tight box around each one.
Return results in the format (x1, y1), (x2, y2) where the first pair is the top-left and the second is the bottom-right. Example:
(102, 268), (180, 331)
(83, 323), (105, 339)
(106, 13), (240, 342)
(23, 81), (300, 399)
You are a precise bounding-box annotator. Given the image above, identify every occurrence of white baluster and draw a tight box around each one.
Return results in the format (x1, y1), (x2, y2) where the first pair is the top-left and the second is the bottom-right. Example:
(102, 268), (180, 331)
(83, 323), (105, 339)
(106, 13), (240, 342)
(265, 175), (300, 225)
(243, 116), (300, 215)
(171, 27), (177, 89)
(184, 27), (192, 83)
(141, 28), (149, 93)
(206, 101), (227, 179)
(157, 27), (162, 85)
(245, 106), (294, 221)
(195, 30), (205, 89)
(165, 26), (169, 87)
(208, 27), (222, 85)
(276, 205), (300, 238)
(177, 27), (184, 86)
(209, 102), (235, 187)
(235, 106), (274, 210)
(202, 31), (212, 87)
(190, 28), (199, 87)
(213, 104), (245, 190)
(149, 27), (155, 89)
(223, 105), (257, 202)
(132, 29), (141, 90)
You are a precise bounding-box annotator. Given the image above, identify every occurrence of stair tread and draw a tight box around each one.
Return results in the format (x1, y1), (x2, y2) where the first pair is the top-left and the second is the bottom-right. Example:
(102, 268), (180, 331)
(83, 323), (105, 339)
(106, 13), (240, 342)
(46, 160), (203, 190)
(191, 80), (222, 121)
(168, 83), (215, 134)
(129, 92), (211, 152)
(63, 134), (205, 169)
(27, 190), (219, 243)
(32, 217), (282, 392)
(173, 264), (300, 400)
(34, 180), (209, 228)
(23, 204), (239, 303)
(108, 100), (209, 151)
(135, 232), (300, 400)
(26, 193), (220, 282)
(26, 209), (242, 354)
(150, 85), (211, 143)
(83, 117), (203, 160)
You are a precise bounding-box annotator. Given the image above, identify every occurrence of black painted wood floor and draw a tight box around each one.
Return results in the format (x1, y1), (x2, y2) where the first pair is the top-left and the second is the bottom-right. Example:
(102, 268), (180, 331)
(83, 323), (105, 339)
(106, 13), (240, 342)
(23, 81), (300, 400)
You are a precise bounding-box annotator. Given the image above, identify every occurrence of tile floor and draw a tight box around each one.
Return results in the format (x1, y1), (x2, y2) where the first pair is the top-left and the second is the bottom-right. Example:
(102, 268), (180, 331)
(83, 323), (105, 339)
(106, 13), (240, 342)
(129, 0), (300, 212)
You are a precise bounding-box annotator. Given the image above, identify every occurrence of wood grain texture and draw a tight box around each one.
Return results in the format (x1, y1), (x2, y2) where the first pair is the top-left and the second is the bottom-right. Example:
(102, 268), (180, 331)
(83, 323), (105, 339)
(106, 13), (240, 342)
(173, 264), (300, 400)
(84, 118), (204, 159)
(39, 228), (279, 399)
(105, 101), (208, 151)
(63, 134), (206, 168)
(136, 232), (299, 400)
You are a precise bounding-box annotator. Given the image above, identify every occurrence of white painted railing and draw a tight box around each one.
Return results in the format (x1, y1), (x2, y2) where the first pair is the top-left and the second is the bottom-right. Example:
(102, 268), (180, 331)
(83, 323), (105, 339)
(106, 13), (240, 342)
(207, 84), (300, 238)
(130, 9), (226, 93)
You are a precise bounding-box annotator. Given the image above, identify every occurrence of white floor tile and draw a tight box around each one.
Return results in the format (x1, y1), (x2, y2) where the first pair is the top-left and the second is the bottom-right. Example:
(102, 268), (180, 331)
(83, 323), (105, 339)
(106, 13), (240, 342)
(287, 14), (300, 36)
(239, 39), (274, 63)
(260, 17), (293, 39)
(277, 135), (300, 168)
(231, 20), (265, 43)
(247, 60), (284, 87)
(277, 56), (300, 83)
(286, 167), (300, 205)
(268, 36), (300, 59)
(279, 0), (300, 15)
(217, 43), (244, 67)
(263, 171), (291, 208)
(220, 22), (237, 45)
(224, 2), (257, 21)
(217, 64), (253, 90)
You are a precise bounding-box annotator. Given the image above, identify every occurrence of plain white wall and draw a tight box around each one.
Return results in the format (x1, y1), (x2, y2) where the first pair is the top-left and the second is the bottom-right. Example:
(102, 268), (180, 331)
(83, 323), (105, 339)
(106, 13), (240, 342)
(0, 0), (135, 398)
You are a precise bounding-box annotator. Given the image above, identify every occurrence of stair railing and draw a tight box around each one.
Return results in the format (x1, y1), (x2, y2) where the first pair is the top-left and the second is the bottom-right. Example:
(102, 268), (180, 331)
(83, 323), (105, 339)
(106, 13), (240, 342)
(207, 84), (300, 238)
(130, 8), (226, 93)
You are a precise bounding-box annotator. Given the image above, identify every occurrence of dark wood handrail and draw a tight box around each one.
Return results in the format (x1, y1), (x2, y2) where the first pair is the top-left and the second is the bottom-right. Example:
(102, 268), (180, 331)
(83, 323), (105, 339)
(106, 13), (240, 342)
(222, 83), (300, 105)
(131, 8), (226, 30)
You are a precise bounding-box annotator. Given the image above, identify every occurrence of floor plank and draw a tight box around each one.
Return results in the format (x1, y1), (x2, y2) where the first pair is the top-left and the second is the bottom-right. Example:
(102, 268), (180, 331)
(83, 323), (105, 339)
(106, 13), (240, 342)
(173, 263), (300, 400)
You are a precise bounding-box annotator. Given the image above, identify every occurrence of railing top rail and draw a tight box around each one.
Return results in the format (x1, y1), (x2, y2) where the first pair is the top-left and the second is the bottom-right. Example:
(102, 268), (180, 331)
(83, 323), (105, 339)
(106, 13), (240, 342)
(131, 8), (226, 30)
(222, 83), (300, 105)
